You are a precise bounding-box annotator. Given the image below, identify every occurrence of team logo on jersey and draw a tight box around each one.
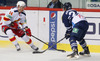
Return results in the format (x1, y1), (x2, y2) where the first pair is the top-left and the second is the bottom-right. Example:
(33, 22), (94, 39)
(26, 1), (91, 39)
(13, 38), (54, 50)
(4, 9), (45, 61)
(72, 28), (79, 33)
(50, 12), (56, 20)
(15, 18), (21, 22)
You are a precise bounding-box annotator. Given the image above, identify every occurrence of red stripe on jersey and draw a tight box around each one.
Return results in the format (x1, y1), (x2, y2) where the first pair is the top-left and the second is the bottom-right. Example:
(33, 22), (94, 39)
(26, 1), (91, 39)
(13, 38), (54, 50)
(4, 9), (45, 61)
(3, 17), (10, 21)
(9, 36), (16, 42)
(26, 39), (32, 44)
(19, 23), (23, 25)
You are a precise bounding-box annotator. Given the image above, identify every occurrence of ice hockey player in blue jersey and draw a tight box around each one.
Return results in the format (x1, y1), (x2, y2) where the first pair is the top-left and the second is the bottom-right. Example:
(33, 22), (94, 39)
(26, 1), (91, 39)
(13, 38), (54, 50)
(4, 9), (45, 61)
(62, 2), (90, 59)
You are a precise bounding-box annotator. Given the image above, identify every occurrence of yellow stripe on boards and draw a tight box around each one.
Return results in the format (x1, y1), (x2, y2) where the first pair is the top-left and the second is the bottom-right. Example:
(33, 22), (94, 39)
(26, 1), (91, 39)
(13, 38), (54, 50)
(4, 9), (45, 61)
(0, 40), (100, 53)
(42, 43), (100, 53)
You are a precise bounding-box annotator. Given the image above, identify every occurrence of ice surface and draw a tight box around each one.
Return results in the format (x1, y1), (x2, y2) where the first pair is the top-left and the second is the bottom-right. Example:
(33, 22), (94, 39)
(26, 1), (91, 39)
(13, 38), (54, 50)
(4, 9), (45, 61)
(0, 48), (100, 61)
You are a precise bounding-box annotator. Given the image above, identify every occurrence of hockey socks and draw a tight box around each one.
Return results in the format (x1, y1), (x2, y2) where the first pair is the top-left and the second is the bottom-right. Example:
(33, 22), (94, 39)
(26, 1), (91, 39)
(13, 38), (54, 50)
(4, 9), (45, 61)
(78, 39), (90, 56)
(67, 39), (79, 59)
(6, 30), (21, 51)
(9, 36), (21, 51)
(79, 39), (87, 49)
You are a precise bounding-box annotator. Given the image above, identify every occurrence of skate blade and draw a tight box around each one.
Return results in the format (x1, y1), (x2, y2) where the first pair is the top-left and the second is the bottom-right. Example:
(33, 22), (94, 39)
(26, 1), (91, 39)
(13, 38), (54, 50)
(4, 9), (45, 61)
(17, 48), (21, 51)
(80, 54), (91, 57)
(67, 55), (79, 59)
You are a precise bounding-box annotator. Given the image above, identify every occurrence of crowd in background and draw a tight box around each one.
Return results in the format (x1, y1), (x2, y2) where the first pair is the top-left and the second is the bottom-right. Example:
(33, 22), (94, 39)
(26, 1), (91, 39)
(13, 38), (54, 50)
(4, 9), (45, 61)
(0, 0), (6, 6)
(0, 0), (100, 8)
(47, 0), (63, 8)
(0, 0), (27, 6)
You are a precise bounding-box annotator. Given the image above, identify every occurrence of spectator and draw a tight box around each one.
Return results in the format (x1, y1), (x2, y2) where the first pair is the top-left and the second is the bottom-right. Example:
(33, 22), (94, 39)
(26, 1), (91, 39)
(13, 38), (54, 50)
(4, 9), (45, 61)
(47, 0), (63, 8)
(0, 0), (6, 6)
(91, 0), (98, 2)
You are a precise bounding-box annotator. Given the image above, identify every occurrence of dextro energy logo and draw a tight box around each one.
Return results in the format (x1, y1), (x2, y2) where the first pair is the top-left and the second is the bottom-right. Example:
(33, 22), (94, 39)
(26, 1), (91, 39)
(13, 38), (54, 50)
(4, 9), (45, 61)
(49, 11), (57, 49)
(50, 12), (56, 20)
(0, 13), (5, 25)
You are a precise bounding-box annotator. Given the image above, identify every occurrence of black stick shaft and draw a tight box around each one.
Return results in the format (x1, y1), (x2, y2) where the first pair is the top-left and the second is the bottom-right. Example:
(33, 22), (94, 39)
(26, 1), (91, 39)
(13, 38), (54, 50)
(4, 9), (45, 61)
(31, 35), (65, 52)
(41, 37), (65, 53)
(0, 35), (8, 38)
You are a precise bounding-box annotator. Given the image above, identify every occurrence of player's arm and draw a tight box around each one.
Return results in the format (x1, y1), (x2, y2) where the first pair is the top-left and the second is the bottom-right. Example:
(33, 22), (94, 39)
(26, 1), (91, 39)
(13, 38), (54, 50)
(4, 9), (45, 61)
(62, 12), (72, 38)
(3, 10), (19, 29)
(3, 10), (13, 25)
(62, 18), (72, 38)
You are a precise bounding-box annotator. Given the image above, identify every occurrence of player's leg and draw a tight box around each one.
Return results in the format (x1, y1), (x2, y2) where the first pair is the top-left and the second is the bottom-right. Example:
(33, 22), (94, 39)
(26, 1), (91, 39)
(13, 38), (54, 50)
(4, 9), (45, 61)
(77, 21), (90, 56)
(6, 30), (21, 51)
(67, 37), (79, 59)
(77, 29), (90, 56)
(78, 39), (90, 56)
(66, 25), (85, 58)
(16, 29), (39, 51)
(2, 26), (20, 51)
(21, 35), (39, 51)
(66, 24), (86, 58)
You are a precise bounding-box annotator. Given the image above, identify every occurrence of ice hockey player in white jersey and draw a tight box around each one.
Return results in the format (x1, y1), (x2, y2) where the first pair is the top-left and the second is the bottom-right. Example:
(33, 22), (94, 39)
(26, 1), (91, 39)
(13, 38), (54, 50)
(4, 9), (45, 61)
(62, 2), (90, 59)
(1, 1), (39, 51)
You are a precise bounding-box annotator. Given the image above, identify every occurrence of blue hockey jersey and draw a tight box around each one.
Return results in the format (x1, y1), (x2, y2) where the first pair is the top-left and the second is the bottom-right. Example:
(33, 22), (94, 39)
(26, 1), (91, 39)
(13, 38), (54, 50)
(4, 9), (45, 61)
(62, 9), (86, 28)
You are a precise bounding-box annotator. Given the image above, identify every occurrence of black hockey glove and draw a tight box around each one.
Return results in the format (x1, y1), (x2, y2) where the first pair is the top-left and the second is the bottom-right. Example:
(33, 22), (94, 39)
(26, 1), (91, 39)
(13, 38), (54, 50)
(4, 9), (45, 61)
(65, 27), (72, 39)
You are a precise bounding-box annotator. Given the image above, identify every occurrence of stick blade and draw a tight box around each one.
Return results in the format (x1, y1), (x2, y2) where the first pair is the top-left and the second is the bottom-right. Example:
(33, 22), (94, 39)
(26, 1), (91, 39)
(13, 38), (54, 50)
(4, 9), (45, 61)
(61, 50), (66, 52)
(32, 51), (44, 54)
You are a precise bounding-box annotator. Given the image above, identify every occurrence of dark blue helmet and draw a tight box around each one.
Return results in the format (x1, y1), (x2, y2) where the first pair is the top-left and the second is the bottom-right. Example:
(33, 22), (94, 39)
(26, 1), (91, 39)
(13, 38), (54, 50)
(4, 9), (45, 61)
(63, 2), (72, 10)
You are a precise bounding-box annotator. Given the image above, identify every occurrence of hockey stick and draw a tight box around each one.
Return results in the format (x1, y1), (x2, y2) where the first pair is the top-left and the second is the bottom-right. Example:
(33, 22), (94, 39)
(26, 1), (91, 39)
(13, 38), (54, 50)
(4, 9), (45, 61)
(0, 35), (8, 38)
(33, 37), (66, 54)
(31, 35), (66, 52)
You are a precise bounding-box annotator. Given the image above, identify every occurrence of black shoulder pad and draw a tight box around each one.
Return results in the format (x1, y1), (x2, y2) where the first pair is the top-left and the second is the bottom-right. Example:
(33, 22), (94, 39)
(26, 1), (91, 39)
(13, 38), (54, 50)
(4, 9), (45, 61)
(21, 12), (26, 16)
(14, 10), (18, 12)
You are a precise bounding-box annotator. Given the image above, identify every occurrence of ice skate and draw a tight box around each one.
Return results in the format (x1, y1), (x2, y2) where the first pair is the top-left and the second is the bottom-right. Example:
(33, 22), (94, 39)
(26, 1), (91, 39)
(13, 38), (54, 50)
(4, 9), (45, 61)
(31, 45), (39, 51)
(67, 49), (79, 59)
(15, 43), (21, 51)
(79, 47), (90, 56)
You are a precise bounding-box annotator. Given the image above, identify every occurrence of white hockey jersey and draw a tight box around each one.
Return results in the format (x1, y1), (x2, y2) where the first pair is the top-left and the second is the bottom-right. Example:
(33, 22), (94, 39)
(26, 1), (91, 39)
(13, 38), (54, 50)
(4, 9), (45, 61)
(2, 7), (27, 28)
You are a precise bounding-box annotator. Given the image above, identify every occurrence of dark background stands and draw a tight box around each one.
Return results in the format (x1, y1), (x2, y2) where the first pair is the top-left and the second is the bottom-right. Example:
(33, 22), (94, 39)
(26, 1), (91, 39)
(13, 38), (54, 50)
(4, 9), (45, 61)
(47, 0), (63, 8)
(0, 0), (27, 6)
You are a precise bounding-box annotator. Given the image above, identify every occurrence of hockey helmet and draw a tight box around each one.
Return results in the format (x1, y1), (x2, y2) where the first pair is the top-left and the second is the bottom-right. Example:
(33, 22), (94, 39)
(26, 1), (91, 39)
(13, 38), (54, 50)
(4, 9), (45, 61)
(16, 1), (26, 7)
(63, 2), (72, 10)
